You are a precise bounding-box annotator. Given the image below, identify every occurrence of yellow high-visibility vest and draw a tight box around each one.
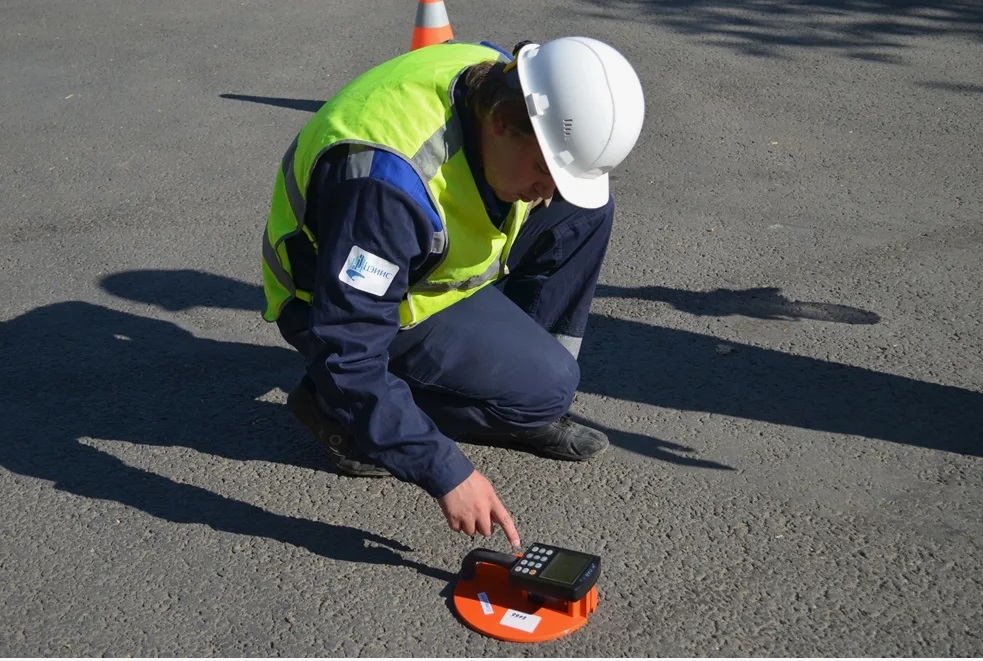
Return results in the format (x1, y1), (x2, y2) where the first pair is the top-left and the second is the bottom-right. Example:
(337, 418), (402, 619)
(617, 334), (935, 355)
(261, 42), (530, 327)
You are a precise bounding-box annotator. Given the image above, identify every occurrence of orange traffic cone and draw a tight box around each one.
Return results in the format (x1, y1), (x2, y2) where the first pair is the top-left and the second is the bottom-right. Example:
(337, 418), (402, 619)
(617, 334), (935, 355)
(410, 0), (454, 51)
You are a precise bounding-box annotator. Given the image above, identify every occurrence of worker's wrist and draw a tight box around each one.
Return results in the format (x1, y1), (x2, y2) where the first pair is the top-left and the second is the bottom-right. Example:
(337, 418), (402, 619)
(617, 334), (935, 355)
(422, 452), (475, 499)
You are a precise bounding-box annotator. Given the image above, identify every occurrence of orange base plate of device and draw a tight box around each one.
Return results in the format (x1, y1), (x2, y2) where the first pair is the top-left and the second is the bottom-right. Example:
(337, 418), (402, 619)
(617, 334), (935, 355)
(453, 558), (598, 643)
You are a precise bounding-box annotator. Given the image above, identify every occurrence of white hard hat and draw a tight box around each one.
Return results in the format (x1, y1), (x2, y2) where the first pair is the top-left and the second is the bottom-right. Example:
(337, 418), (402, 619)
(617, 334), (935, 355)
(516, 37), (645, 209)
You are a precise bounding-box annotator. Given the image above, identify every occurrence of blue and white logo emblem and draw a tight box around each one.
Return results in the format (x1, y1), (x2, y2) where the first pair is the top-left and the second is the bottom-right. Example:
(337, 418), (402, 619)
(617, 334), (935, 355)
(345, 255), (367, 280)
(338, 245), (399, 297)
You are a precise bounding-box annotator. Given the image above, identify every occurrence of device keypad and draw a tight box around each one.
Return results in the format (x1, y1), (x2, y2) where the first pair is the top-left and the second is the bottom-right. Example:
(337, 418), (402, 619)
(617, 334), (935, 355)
(512, 544), (558, 577)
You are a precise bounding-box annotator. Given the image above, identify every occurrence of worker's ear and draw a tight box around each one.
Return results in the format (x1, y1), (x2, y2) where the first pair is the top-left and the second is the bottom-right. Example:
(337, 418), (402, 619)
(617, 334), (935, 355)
(489, 108), (507, 137)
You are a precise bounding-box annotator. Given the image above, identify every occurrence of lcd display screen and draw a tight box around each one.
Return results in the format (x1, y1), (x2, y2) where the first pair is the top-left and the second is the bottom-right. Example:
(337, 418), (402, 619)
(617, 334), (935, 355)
(540, 553), (591, 585)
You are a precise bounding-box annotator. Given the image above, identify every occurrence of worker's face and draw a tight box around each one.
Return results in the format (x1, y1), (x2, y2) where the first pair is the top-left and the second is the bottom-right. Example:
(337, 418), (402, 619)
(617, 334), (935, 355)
(482, 114), (557, 204)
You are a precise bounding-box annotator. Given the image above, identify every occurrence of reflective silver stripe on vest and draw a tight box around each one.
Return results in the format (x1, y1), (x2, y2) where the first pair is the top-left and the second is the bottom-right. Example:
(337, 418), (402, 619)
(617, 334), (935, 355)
(345, 145), (376, 179)
(407, 87), (471, 256)
(265, 133), (308, 306)
(412, 112), (463, 182)
(262, 229), (296, 298)
(281, 135), (306, 224)
(430, 232), (446, 254)
(411, 258), (501, 292)
(415, 116), (457, 255)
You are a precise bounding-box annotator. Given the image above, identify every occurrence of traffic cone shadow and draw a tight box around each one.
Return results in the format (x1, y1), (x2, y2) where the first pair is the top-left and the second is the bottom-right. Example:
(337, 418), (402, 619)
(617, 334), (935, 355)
(410, 0), (454, 51)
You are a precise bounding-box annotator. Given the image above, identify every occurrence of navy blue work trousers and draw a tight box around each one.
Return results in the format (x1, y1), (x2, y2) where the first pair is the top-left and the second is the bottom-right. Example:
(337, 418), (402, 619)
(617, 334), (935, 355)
(278, 197), (615, 439)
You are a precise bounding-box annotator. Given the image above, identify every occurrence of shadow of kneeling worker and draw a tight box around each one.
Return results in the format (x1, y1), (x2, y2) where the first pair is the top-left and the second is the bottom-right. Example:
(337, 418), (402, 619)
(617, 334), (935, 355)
(0, 300), (450, 580)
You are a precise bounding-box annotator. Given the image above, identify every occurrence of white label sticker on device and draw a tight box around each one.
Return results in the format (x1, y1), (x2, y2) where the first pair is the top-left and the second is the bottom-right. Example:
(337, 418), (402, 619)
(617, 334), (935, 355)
(500, 609), (542, 633)
(477, 592), (494, 615)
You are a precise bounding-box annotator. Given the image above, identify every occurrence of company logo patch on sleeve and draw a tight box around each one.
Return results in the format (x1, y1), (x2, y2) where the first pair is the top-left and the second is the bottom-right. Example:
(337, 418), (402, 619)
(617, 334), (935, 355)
(338, 245), (399, 296)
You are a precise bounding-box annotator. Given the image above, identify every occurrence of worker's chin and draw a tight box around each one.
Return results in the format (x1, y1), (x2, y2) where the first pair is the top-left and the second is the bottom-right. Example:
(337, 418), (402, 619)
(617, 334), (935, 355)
(492, 188), (524, 203)
(493, 190), (532, 204)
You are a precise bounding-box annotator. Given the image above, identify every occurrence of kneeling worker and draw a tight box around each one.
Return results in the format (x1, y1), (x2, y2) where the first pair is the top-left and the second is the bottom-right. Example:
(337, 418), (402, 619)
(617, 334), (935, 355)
(261, 36), (645, 547)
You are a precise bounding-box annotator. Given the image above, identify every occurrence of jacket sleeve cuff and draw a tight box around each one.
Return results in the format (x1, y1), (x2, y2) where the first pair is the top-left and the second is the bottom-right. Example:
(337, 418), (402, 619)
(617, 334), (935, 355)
(419, 448), (475, 499)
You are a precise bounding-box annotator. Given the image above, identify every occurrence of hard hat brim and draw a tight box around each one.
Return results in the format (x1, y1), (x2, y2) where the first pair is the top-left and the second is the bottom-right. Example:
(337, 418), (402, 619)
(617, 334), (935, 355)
(548, 165), (610, 210)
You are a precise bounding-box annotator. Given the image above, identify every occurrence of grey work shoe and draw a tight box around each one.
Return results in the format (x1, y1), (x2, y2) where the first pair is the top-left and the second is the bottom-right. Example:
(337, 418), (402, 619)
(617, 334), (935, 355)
(506, 415), (609, 461)
(286, 378), (390, 478)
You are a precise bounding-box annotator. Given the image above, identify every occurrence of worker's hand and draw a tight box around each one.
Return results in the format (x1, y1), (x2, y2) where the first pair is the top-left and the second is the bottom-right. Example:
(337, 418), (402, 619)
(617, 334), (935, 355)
(438, 469), (521, 548)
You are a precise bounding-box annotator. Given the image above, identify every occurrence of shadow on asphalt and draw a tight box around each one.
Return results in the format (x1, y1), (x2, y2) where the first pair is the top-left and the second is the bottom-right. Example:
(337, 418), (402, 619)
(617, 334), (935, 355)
(569, 414), (733, 470)
(0, 300), (449, 580)
(575, 0), (983, 62)
(98, 269), (982, 458)
(916, 81), (983, 96)
(595, 284), (881, 324)
(577, 313), (981, 456)
(219, 93), (324, 114)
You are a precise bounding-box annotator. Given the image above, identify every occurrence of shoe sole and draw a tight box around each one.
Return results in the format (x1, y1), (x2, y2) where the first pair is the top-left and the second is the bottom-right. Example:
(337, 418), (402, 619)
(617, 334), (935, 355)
(287, 385), (391, 478)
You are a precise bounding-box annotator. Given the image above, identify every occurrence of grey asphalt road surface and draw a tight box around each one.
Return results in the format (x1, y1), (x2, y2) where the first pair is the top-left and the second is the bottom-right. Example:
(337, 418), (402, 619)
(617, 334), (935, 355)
(2, 0), (981, 656)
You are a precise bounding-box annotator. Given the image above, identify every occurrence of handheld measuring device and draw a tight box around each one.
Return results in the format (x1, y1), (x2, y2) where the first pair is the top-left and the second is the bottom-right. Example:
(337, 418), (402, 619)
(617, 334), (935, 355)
(453, 542), (602, 642)
(507, 543), (601, 602)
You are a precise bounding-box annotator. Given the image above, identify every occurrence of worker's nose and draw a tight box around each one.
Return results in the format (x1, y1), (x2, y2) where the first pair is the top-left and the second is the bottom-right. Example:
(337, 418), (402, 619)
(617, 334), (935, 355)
(534, 177), (556, 201)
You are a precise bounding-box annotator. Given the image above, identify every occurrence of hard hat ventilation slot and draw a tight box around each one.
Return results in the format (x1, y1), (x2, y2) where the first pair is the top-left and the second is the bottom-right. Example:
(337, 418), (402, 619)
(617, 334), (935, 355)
(563, 118), (574, 140)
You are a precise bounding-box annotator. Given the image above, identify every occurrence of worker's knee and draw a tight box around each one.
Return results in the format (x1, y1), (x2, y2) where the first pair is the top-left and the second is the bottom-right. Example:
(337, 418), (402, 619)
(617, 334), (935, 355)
(513, 335), (580, 422)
